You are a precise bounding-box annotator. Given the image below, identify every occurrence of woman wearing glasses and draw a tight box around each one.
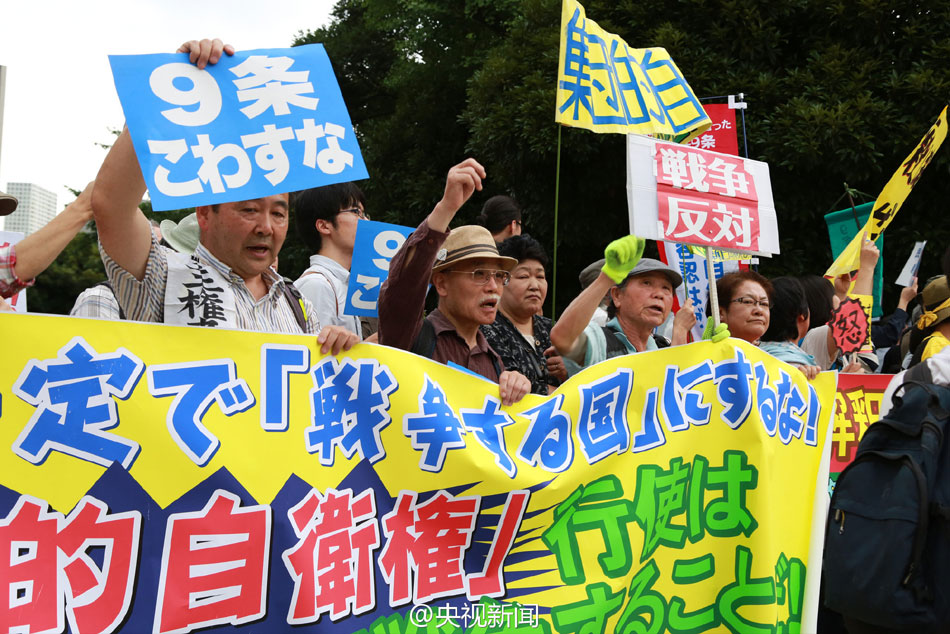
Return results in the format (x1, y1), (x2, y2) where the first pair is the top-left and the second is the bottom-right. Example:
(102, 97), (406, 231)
(481, 235), (567, 394)
(715, 270), (774, 345)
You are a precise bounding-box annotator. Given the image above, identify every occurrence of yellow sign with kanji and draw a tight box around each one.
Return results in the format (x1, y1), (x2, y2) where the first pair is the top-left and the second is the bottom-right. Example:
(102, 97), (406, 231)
(556, 0), (710, 139)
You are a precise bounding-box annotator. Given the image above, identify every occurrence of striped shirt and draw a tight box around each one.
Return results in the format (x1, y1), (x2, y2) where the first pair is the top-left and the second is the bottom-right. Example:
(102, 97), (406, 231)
(100, 234), (319, 334)
(0, 244), (34, 299)
(70, 283), (123, 320)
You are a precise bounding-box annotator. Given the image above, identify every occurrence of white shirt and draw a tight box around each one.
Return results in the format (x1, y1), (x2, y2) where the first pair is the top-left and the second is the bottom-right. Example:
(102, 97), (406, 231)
(295, 254), (362, 337)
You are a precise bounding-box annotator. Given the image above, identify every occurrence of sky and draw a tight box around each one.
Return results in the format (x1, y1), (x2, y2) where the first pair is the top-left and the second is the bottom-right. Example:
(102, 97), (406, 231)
(0, 0), (337, 224)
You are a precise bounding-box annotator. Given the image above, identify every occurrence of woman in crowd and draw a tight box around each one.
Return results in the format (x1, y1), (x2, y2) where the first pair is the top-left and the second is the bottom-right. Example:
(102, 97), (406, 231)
(476, 195), (522, 243)
(759, 276), (823, 379)
(481, 234), (567, 394)
(714, 270), (773, 345)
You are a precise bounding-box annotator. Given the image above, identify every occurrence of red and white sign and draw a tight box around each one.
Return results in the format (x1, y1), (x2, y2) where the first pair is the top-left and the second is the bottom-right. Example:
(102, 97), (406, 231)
(627, 135), (779, 256)
(686, 103), (739, 156)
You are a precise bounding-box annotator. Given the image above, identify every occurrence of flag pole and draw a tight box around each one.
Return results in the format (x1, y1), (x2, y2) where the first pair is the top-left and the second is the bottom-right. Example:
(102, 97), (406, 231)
(552, 125), (563, 320)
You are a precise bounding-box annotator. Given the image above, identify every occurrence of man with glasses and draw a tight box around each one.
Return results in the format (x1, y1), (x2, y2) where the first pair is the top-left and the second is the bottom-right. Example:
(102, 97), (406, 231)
(294, 182), (370, 337)
(378, 159), (531, 406)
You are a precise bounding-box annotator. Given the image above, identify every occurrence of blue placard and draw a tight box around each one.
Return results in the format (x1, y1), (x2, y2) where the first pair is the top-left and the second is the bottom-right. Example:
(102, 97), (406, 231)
(344, 220), (415, 317)
(109, 44), (368, 211)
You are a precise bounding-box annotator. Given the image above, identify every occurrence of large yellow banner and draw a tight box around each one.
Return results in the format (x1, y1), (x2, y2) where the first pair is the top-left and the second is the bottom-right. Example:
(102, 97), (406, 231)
(826, 106), (948, 278)
(556, 0), (711, 140)
(0, 312), (834, 633)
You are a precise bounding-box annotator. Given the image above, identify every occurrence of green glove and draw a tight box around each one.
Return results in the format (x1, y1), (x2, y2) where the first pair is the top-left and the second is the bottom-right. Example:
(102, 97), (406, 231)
(602, 235), (646, 284)
(702, 316), (730, 343)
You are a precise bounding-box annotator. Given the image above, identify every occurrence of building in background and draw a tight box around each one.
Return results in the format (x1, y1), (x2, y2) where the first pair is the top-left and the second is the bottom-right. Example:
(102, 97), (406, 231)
(4, 182), (57, 235)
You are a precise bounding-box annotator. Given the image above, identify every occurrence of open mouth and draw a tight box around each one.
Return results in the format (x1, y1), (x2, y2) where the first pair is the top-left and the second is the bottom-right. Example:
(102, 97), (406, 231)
(247, 245), (270, 257)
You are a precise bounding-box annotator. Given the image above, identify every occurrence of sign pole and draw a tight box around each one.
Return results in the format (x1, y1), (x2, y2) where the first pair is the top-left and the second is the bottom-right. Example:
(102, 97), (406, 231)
(705, 246), (721, 327)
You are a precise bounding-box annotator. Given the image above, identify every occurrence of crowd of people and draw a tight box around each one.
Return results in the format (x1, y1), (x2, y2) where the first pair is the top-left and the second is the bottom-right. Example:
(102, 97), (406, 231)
(1, 37), (947, 411)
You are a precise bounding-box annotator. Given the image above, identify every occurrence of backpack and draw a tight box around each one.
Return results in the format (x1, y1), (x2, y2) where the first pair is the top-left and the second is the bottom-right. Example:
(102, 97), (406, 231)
(823, 377), (950, 632)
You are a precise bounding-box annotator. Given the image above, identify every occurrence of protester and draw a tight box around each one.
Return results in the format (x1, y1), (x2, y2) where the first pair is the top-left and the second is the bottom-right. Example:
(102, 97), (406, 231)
(714, 270), (773, 345)
(905, 275), (950, 365)
(476, 195), (522, 243)
(0, 182), (94, 299)
(550, 235), (694, 369)
(377, 158), (531, 406)
(759, 277), (822, 379)
(294, 182), (368, 337)
(481, 234), (567, 394)
(90, 38), (356, 354)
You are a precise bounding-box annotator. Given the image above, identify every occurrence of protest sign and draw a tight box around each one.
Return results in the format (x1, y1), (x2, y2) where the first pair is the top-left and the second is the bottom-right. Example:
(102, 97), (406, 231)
(109, 44), (368, 211)
(627, 135), (779, 256)
(829, 296), (872, 355)
(0, 230), (27, 312)
(0, 312), (835, 632)
(896, 240), (926, 287)
(685, 103), (739, 156)
(344, 220), (414, 318)
(830, 373), (892, 477)
(824, 203), (884, 318)
(555, 0), (709, 140)
(826, 106), (948, 280)
(659, 241), (740, 342)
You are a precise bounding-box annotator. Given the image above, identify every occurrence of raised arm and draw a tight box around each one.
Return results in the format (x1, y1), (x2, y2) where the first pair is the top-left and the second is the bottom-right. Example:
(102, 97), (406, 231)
(12, 182), (94, 282)
(92, 38), (234, 280)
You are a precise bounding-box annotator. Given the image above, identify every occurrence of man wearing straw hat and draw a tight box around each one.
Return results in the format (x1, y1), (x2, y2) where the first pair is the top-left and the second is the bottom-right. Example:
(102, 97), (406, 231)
(378, 158), (531, 406)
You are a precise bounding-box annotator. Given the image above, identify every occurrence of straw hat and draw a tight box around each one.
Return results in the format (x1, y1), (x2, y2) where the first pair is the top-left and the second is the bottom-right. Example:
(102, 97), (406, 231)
(432, 225), (517, 273)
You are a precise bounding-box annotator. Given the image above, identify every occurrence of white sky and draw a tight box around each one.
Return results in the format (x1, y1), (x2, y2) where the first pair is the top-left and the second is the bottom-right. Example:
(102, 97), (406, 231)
(0, 0), (337, 219)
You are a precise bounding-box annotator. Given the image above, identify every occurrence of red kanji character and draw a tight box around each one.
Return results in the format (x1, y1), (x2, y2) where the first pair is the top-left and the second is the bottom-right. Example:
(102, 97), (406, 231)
(0, 496), (63, 634)
(60, 497), (141, 634)
(379, 491), (480, 605)
(155, 490), (271, 633)
(282, 488), (379, 624)
(467, 490), (530, 600)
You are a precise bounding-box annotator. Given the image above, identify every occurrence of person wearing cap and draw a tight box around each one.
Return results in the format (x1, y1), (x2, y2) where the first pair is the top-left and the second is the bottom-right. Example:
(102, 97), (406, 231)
(551, 235), (692, 368)
(89, 38), (355, 355)
(293, 182), (368, 338)
(0, 182), (95, 299)
(906, 275), (950, 366)
(377, 158), (531, 406)
(578, 258), (610, 328)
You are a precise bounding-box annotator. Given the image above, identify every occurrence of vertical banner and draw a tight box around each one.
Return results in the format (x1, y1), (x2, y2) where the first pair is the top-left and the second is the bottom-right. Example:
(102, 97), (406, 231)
(109, 44), (369, 211)
(659, 241), (739, 341)
(686, 103), (739, 156)
(344, 220), (414, 318)
(0, 313), (836, 632)
(830, 373), (893, 479)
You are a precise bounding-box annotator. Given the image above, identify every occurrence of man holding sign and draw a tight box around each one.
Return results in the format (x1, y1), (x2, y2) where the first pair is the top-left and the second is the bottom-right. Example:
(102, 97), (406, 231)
(93, 38), (356, 354)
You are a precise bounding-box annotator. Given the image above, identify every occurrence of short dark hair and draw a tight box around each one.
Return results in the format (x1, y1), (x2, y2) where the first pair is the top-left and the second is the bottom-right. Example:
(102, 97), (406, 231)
(476, 195), (522, 235)
(716, 270), (773, 305)
(294, 182), (366, 253)
(761, 276), (809, 342)
(497, 233), (548, 268)
(799, 275), (835, 330)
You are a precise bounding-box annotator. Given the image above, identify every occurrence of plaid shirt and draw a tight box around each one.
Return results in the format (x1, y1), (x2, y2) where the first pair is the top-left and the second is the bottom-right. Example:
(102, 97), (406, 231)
(69, 283), (123, 320)
(0, 243), (34, 299)
(100, 234), (319, 334)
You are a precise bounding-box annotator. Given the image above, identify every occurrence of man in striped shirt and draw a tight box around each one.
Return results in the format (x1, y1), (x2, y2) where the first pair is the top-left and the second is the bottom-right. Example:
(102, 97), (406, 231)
(91, 38), (356, 355)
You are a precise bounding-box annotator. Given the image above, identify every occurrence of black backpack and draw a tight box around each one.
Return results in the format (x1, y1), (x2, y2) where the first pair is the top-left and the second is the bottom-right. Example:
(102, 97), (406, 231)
(823, 375), (950, 632)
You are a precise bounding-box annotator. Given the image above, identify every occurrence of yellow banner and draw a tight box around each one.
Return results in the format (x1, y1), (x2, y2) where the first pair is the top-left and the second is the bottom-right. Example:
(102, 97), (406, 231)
(826, 106), (948, 278)
(0, 313), (835, 632)
(556, 0), (710, 139)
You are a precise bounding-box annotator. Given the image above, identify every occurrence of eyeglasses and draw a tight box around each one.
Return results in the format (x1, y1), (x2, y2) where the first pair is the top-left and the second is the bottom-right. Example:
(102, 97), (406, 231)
(732, 297), (772, 309)
(444, 269), (511, 286)
(339, 207), (370, 220)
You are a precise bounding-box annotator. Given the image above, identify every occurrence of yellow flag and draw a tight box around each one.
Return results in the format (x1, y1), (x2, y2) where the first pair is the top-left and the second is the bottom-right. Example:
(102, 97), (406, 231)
(826, 106), (948, 278)
(556, 0), (710, 139)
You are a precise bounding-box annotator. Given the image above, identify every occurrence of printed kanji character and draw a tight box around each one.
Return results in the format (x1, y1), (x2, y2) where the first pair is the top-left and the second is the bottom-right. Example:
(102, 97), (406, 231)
(614, 560), (669, 634)
(774, 552), (806, 633)
(282, 488), (380, 623)
(541, 475), (636, 585)
(902, 124), (938, 187)
(403, 376), (466, 471)
(460, 396), (516, 477)
(679, 253), (701, 285)
(178, 259), (228, 326)
(12, 337), (144, 468)
(664, 196), (710, 241)
(147, 360), (255, 466)
(229, 55), (319, 119)
(305, 357), (397, 466)
(155, 490), (271, 633)
(699, 133), (716, 149)
(558, 8), (593, 121)
(0, 496), (64, 633)
(832, 391), (858, 460)
(59, 497), (141, 634)
(585, 33), (624, 118)
(636, 48), (708, 132)
(467, 490), (530, 600)
(550, 582), (625, 634)
(240, 123), (295, 185)
(633, 457), (691, 560)
(609, 39), (651, 125)
(705, 157), (752, 198)
(717, 545), (777, 633)
(148, 139), (204, 197)
(668, 554), (718, 631)
(379, 490), (480, 605)
(260, 344), (310, 432)
(830, 297), (870, 354)
(713, 349), (754, 429)
(709, 203), (754, 249)
(517, 394), (574, 472)
(190, 134), (252, 194)
(658, 147), (690, 188)
(694, 451), (758, 539)
(576, 369), (633, 463)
